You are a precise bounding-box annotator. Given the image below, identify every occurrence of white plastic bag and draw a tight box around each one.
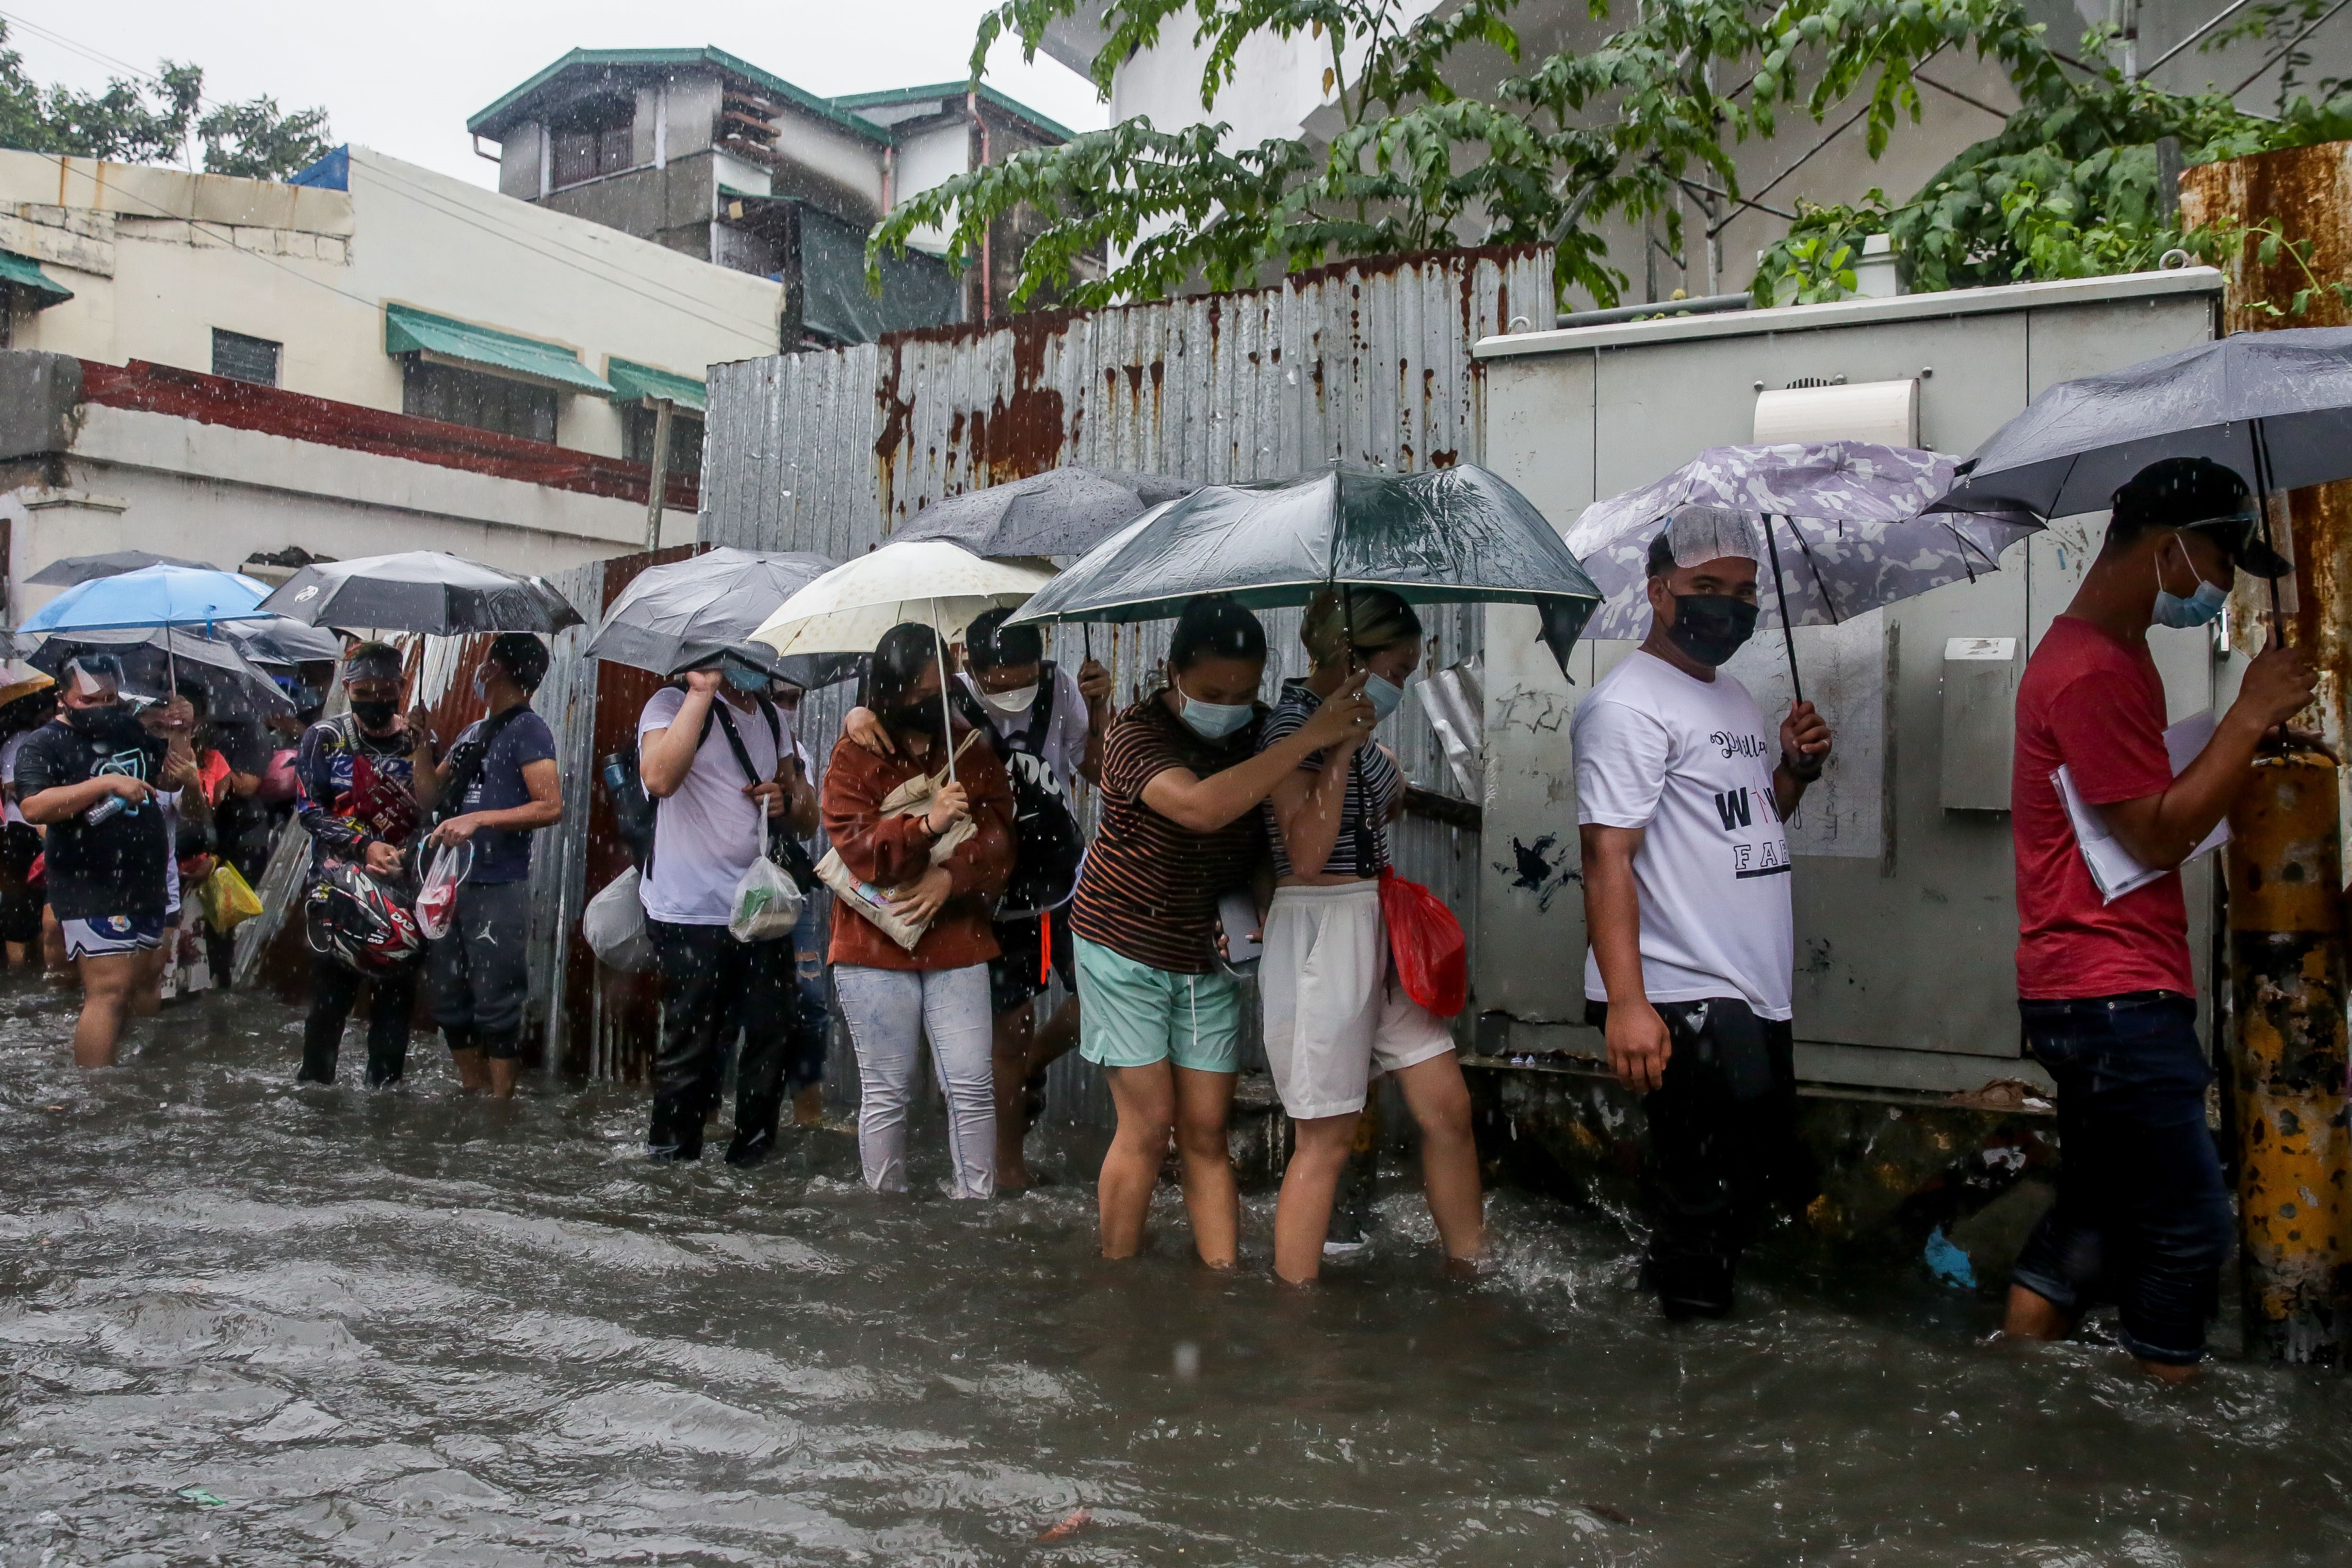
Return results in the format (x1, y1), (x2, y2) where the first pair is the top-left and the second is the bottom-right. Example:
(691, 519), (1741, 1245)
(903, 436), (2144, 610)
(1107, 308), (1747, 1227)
(414, 841), (473, 941)
(729, 811), (804, 943)
(584, 866), (659, 972)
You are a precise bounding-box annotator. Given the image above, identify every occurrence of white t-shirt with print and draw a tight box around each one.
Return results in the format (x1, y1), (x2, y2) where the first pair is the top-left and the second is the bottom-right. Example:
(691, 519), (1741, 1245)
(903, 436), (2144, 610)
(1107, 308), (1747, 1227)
(1572, 649), (1794, 1020)
(637, 687), (782, 926)
(956, 663), (1090, 786)
(0, 731), (27, 826)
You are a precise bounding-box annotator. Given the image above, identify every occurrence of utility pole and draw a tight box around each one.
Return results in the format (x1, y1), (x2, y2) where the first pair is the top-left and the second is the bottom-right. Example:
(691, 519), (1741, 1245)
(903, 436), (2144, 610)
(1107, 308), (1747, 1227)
(643, 395), (674, 553)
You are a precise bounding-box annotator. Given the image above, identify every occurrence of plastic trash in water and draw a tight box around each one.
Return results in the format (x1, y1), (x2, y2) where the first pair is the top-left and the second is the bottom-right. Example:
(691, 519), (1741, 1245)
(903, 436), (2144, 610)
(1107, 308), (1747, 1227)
(1923, 1226), (1977, 1289)
(177, 1487), (227, 1508)
(1035, 1508), (1090, 1542)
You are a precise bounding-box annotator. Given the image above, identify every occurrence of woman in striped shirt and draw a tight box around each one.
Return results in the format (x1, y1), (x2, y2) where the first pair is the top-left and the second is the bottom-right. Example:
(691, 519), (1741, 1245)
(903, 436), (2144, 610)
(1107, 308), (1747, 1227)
(1259, 588), (1483, 1283)
(1069, 595), (1371, 1267)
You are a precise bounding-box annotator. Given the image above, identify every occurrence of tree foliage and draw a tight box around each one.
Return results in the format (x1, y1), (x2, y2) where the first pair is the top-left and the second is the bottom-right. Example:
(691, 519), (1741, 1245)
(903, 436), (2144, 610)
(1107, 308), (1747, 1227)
(0, 21), (332, 182)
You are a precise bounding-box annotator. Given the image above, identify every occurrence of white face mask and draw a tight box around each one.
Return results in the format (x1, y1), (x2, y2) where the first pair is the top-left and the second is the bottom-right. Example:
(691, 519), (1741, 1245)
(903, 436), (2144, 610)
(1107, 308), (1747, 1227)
(978, 682), (1040, 715)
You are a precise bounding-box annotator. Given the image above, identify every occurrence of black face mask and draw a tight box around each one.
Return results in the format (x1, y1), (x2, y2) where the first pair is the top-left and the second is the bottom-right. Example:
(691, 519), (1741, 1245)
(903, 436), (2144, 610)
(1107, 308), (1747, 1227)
(1666, 594), (1759, 668)
(66, 704), (142, 743)
(882, 693), (947, 738)
(350, 698), (399, 731)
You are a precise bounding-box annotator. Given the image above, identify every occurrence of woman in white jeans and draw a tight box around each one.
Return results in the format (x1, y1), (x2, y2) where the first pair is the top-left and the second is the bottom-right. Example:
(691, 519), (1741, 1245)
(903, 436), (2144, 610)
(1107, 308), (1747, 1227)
(1259, 588), (1484, 1282)
(820, 624), (1017, 1198)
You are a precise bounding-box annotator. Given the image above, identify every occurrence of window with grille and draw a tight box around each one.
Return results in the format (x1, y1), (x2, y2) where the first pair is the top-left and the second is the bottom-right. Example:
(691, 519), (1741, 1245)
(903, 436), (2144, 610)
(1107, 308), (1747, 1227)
(212, 328), (281, 387)
(549, 99), (635, 188)
(401, 359), (558, 444)
(624, 406), (705, 473)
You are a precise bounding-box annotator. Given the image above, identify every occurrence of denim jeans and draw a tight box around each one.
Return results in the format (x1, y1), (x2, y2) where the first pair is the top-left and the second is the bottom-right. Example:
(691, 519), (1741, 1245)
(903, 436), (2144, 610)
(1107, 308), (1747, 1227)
(646, 919), (799, 1164)
(784, 894), (830, 1096)
(2011, 991), (2232, 1366)
(833, 963), (995, 1198)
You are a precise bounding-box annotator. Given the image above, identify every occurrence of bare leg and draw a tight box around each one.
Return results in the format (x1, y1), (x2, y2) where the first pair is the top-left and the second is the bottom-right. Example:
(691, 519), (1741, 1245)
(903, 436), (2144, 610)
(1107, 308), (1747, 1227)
(130, 936), (168, 1018)
(449, 1048), (489, 1092)
(7, 940), (28, 967)
(1099, 1063), (1175, 1259)
(992, 1000), (1037, 1188)
(1274, 1113), (1361, 1283)
(2002, 1284), (2073, 1341)
(1030, 993), (1082, 1073)
(1391, 1052), (1485, 1264)
(73, 952), (143, 1067)
(487, 1056), (519, 1099)
(1170, 1066), (1239, 1268)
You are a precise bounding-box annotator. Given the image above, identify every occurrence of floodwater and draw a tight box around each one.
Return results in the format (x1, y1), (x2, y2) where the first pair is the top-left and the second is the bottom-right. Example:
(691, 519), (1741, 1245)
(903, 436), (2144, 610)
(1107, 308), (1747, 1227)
(4, 980), (2351, 1568)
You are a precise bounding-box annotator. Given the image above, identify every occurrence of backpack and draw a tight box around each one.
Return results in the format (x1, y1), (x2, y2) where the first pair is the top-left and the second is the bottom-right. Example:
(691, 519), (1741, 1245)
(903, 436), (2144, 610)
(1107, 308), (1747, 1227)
(951, 670), (1082, 918)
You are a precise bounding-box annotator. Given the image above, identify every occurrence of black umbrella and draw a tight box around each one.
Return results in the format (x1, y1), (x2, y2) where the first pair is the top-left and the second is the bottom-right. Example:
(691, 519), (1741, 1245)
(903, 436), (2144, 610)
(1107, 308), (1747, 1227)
(25, 550), (218, 587)
(30, 626), (294, 719)
(228, 618), (346, 668)
(586, 546), (860, 689)
(257, 551), (583, 634)
(1010, 463), (1602, 672)
(891, 467), (1194, 559)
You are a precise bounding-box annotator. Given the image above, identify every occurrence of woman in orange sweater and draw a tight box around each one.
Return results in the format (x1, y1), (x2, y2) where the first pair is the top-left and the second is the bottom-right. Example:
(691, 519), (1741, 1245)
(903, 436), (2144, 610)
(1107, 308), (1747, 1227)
(822, 623), (1017, 1198)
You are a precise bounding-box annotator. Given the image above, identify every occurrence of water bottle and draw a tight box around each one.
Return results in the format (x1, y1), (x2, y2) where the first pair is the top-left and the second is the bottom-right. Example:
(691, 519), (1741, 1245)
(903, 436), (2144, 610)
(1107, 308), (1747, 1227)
(85, 793), (128, 826)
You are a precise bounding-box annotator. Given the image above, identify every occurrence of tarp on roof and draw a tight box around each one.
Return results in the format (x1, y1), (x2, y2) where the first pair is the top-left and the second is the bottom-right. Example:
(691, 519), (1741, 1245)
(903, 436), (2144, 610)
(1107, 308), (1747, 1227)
(289, 146), (350, 191)
(797, 204), (961, 346)
(0, 249), (72, 307)
(383, 303), (612, 394)
(606, 357), (707, 413)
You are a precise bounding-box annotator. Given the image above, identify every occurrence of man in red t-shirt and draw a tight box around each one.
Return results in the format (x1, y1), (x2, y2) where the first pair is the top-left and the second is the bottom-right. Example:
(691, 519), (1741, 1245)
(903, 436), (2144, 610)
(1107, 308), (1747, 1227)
(2008, 456), (2314, 1379)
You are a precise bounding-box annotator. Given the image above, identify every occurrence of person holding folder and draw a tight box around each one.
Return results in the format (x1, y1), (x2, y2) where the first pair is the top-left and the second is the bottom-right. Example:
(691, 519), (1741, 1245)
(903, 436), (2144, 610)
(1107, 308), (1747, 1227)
(2007, 456), (2315, 1379)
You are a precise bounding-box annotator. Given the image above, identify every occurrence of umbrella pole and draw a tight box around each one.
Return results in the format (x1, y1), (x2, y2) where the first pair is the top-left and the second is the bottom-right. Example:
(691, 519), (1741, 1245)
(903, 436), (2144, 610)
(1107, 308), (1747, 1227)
(2254, 417), (2287, 643)
(931, 600), (956, 784)
(1762, 514), (1806, 707)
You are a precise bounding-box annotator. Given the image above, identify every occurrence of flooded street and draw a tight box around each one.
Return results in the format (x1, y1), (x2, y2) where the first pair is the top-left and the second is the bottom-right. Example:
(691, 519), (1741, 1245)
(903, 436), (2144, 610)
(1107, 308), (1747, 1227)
(1, 980), (2347, 1567)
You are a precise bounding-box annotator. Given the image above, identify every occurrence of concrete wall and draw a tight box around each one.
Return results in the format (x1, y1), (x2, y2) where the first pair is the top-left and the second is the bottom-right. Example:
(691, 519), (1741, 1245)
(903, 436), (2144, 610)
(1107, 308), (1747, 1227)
(0, 147), (783, 461)
(893, 121), (973, 256)
(1470, 267), (2229, 1093)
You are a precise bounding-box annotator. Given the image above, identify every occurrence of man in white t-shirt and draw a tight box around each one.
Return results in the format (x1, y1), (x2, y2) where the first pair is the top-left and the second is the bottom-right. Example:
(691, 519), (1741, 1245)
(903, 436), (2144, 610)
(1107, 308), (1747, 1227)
(637, 660), (818, 1164)
(1573, 504), (1832, 1321)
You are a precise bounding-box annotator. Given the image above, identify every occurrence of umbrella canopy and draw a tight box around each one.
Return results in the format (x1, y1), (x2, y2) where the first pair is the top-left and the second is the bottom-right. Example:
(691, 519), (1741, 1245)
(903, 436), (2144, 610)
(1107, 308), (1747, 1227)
(19, 564), (273, 634)
(1934, 325), (2352, 520)
(890, 467), (1195, 560)
(587, 546), (857, 688)
(258, 551), (583, 634)
(749, 541), (1055, 659)
(1008, 463), (1600, 671)
(228, 618), (346, 668)
(26, 550), (217, 587)
(31, 627), (295, 719)
(1568, 442), (2040, 642)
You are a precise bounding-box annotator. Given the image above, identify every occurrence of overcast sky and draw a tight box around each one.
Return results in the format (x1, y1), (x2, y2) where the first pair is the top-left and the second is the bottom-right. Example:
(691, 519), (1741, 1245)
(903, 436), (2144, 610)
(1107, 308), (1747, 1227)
(5, 1), (1110, 185)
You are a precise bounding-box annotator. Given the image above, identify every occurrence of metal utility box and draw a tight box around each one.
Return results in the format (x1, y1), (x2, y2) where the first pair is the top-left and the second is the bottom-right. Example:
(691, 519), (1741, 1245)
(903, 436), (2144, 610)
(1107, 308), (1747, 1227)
(1473, 269), (2229, 1093)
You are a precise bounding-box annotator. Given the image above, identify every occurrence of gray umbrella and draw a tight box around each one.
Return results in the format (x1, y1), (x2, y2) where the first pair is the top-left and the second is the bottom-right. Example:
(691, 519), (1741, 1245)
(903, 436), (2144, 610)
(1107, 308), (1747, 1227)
(1933, 326), (2352, 523)
(30, 627), (294, 719)
(891, 467), (1195, 559)
(586, 546), (859, 689)
(25, 550), (217, 587)
(258, 550), (583, 634)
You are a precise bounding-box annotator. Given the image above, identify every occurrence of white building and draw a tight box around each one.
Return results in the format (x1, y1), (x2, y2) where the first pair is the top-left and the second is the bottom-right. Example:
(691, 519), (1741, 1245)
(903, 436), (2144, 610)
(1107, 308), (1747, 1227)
(0, 144), (788, 619)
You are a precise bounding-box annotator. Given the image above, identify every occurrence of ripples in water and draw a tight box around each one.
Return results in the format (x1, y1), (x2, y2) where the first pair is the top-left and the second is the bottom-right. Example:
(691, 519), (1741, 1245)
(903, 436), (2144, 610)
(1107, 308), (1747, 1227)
(2, 977), (2349, 1565)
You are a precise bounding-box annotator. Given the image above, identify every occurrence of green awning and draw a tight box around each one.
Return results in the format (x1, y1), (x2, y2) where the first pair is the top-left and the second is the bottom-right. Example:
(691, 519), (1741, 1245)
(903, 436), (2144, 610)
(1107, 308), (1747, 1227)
(0, 249), (72, 307)
(606, 357), (707, 413)
(383, 303), (611, 394)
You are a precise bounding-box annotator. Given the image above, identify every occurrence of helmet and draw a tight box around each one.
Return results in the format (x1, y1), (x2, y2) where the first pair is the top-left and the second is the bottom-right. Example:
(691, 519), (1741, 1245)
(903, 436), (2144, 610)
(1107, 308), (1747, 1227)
(305, 861), (423, 974)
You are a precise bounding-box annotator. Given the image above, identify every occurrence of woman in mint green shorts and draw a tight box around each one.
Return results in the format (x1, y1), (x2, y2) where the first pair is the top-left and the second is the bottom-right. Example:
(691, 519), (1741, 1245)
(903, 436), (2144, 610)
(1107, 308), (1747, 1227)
(1066, 595), (1371, 1267)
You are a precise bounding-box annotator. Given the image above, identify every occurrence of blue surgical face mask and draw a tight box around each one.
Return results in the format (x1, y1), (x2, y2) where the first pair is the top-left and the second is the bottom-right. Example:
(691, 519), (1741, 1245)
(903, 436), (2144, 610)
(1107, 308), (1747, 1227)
(722, 663), (770, 693)
(1365, 672), (1407, 724)
(2153, 534), (2229, 629)
(471, 667), (489, 700)
(1174, 675), (1253, 739)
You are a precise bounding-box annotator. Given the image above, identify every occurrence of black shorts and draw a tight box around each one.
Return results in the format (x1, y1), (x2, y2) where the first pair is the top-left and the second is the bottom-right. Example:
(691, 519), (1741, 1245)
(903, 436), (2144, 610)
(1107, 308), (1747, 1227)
(989, 905), (1074, 1014)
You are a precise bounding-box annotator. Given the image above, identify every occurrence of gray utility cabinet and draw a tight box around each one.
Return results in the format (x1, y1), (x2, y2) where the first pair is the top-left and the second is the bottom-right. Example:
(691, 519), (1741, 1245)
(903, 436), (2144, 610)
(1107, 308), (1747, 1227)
(1472, 268), (2231, 1093)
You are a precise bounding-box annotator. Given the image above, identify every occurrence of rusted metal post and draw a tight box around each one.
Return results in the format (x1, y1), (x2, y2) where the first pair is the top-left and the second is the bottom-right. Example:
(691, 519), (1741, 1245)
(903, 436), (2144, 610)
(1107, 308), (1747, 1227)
(2226, 751), (2352, 1361)
(2180, 143), (2352, 1360)
(643, 396), (674, 552)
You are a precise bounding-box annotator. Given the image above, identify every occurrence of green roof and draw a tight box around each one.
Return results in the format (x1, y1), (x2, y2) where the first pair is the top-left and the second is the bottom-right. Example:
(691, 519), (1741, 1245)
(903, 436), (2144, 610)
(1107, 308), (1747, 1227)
(0, 248), (72, 307)
(468, 47), (891, 146)
(606, 357), (707, 413)
(827, 82), (1077, 144)
(383, 303), (612, 394)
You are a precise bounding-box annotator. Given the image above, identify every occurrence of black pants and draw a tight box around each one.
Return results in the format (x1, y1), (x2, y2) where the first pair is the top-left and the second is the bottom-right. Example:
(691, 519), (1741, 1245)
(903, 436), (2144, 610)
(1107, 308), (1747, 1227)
(647, 919), (800, 1163)
(2010, 992), (2231, 1366)
(0, 821), (41, 946)
(1592, 997), (1812, 1316)
(300, 952), (420, 1088)
(428, 880), (533, 1059)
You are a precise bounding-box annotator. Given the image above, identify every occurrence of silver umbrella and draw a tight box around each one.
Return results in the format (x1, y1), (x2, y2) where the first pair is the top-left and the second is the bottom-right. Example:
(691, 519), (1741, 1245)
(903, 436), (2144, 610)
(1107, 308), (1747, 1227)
(891, 467), (1194, 560)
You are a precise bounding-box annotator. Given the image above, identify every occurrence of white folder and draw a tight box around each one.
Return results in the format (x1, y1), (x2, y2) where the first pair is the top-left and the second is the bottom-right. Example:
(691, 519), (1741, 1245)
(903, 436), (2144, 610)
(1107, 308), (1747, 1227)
(2053, 710), (2230, 904)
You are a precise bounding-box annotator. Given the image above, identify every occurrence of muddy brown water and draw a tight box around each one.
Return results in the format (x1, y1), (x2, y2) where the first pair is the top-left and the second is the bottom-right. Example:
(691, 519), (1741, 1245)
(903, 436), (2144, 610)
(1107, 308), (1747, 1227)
(3, 977), (2350, 1566)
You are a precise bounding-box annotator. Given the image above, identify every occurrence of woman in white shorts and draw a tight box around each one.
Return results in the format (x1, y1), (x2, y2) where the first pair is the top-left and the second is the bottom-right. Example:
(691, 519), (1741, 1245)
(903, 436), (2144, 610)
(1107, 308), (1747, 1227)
(1259, 588), (1483, 1283)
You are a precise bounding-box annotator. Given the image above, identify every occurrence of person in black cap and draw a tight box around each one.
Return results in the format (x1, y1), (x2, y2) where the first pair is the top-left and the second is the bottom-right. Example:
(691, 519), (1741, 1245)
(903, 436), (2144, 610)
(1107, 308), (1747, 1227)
(2007, 455), (2315, 1379)
(415, 633), (562, 1099)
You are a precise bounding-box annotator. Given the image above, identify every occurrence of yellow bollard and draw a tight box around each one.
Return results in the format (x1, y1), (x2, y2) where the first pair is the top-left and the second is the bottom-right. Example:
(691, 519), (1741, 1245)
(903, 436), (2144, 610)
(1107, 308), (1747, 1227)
(2226, 748), (2352, 1363)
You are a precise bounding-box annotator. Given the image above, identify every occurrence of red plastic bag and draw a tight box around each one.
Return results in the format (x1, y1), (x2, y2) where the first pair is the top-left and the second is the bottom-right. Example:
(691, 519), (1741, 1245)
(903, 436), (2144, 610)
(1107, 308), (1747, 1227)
(1379, 868), (1466, 1017)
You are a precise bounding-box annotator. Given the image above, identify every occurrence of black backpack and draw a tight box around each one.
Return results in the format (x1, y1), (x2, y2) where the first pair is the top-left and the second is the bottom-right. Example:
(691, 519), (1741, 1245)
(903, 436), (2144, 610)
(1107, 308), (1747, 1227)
(951, 670), (1082, 917)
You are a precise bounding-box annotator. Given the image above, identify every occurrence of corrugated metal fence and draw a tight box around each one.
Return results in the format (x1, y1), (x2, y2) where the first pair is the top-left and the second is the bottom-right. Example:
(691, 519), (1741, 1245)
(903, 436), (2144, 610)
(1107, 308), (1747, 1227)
(675, 245), (1553, 1111)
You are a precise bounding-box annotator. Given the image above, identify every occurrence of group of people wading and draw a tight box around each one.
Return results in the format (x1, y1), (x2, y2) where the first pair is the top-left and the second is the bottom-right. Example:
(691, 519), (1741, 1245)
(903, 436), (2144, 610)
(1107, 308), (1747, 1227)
(33, 456), (2313, 1376)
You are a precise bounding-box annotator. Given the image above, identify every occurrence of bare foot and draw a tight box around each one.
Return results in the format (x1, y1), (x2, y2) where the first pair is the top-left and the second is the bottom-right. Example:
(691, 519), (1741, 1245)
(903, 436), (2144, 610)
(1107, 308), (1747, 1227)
(791, 1084), (825, 1126)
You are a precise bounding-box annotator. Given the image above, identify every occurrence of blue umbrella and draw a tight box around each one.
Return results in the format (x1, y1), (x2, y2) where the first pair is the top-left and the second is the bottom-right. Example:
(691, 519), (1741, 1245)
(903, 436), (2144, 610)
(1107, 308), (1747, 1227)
(21, 564), (273, 634)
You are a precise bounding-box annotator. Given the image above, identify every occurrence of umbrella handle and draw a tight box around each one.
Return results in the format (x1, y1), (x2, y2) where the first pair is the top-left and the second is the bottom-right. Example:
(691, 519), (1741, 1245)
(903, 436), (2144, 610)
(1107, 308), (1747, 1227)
(1763, 514), (1806, 707)
(2254, 417), (2287, 645)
